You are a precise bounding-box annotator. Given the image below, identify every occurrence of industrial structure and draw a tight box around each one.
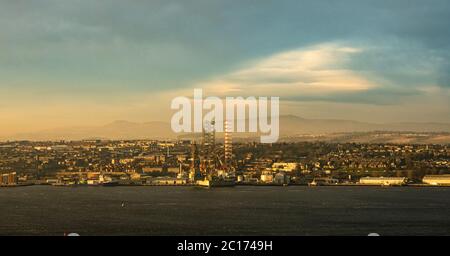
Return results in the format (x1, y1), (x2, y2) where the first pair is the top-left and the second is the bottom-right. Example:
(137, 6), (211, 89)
(188, 142), (201, 182)
(195, 119), (236, 187)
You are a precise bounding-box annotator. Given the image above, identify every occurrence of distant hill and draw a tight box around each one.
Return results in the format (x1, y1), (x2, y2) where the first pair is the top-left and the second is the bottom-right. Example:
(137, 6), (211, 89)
(278, 132), (450, 144)
(5, 120), (176, 141)
(278, 115), (450, 135)
(3, 115), (450, 142)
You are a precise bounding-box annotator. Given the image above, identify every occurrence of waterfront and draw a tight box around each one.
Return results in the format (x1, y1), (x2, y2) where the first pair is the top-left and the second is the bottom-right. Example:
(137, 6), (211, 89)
(1, 186), (449, 236)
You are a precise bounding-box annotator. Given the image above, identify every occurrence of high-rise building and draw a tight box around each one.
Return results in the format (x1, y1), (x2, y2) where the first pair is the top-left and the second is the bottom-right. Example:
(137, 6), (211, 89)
(224, 120), (232, 169)
(201, 120), (216, 174)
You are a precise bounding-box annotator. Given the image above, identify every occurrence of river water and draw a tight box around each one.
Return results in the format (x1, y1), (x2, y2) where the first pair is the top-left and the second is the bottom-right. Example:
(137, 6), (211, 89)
(0, 185), (449, 235)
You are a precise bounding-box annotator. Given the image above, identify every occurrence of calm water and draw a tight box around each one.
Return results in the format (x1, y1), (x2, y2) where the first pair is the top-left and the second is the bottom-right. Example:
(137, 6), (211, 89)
(0, 185), (449, 236)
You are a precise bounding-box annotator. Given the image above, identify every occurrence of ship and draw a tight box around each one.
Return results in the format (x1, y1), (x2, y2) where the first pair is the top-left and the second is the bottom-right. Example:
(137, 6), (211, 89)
(99, 174), (120, 186)
(101, 180), (120, 187)
(308, 178), (339, 186)
(196, 176), (235, 188)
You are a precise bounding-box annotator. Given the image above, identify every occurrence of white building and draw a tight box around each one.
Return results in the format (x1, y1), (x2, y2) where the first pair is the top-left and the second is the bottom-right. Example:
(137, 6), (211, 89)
(359, 177), (407, 186)
(422, 175), (450, 186)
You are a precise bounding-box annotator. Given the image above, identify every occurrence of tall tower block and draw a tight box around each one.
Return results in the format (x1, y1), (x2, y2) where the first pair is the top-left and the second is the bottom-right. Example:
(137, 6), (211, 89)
(201, 120), (216, 174)
(224, 120), (232, 169)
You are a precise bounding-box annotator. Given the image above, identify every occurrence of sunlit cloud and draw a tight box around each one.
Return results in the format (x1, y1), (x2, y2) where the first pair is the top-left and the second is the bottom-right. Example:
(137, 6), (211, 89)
(197, 44), (376, 98)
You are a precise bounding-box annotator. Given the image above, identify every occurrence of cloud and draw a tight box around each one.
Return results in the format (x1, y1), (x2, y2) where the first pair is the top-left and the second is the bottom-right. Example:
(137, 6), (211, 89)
(1, 0), (449, 94)
(196, 43), (377, 99)
(191, 40), (449, 106)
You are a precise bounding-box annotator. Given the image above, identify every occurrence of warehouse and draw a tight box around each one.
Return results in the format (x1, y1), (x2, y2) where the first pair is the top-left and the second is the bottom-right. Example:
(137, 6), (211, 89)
(359, 177), (407, 186)
(422, 175), (450, 186)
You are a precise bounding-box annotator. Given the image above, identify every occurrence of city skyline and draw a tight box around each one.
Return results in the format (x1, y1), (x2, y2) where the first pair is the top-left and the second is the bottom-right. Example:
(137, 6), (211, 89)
(3, 0), (450, 240)
(1, 0), (450, 136)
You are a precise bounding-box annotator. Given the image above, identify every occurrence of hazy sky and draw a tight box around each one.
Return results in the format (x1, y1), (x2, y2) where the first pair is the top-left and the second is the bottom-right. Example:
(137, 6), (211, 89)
(1, 0), (450, 135)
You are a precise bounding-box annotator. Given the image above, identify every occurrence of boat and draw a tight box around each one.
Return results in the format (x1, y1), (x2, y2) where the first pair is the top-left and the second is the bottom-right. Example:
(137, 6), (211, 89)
(52, 181), (77, 187)
(196, 176), (235, 188)
(101, 181), (120, 187)
(308, 178), (339, 186)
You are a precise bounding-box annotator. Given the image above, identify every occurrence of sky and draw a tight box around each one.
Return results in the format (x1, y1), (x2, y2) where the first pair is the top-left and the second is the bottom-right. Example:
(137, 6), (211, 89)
(1, 0), (450, 135)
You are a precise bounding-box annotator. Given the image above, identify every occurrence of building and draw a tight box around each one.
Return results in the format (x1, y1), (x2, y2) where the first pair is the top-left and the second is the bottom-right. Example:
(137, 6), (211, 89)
(87, 179), (100, 185)
(260, 170), (274, 183)
(136, 154), (166, 164)
(272, 162), (298, 172)
(422, 175), (450, 186)
(129, 173), (142, 180)
(86, 172), (100, 180)
(1, 172), (17, 185)
(149, 177), (187, 185)
(359, 177), (407, 186)
(119, 158), (134, 164)
(274, 172), (290, 185)
(142, 167), (163, 173)
(166, 167), (181, 174)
